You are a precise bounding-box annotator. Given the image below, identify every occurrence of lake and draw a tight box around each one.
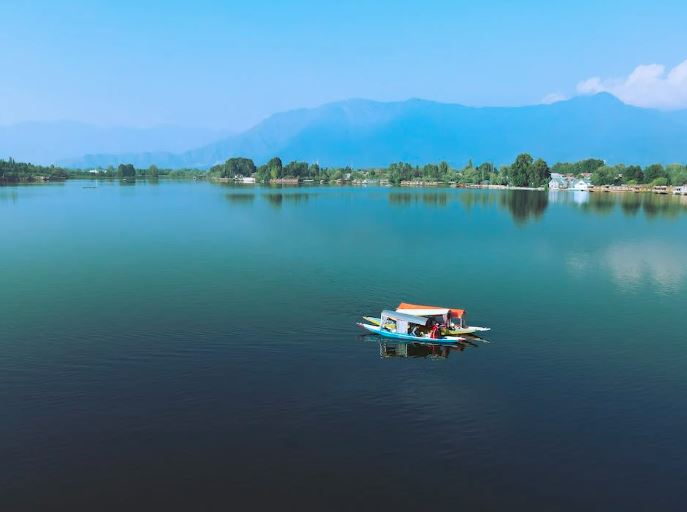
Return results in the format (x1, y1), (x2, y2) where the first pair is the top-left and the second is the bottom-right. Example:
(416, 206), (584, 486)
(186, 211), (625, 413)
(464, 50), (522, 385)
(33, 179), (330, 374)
(2, 181), (687, 510)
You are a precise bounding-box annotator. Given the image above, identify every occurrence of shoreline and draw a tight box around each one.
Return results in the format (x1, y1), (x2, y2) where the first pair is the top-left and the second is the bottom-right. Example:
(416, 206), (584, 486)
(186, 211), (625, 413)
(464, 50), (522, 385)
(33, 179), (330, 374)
(4, 177), (687, 196)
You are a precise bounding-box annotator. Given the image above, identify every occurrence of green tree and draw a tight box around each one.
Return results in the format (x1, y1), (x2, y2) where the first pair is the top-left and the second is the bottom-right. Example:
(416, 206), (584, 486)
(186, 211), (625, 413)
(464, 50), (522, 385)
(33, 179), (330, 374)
(422, 163), (440, 180)
(387, 162), (413, 185)
(510, 153), (533, 187)
(576, 158), (605, 175)
(266, 157), (283, 180)
(117, 163), (136, 178)
(622, 165), (643, 184)
(530, 158), (550, 187)
(643, 163), (667, 183)
(591, 165), (617, 186)
(283, 161), (309, 177)
(148, 164), (159, 178)
(665, 164), (687, 185)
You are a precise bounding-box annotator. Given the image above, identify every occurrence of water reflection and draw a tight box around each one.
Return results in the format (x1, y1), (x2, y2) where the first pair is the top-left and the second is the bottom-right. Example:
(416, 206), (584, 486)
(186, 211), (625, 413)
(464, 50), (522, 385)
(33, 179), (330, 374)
(604, 242), (687, 291)
(421, 192), (449, 207)
(499, 190), (548, 224)
(572, 190), (590, 206)
(567, 241), (687, 292)
(642, 194), (684, 219)
(0, 189), (18, 203)
(225, 192), (255, 204)
(550, 191), (687, 219)
(457, 190), (496, 211)
(582, 194), (616, 215)
(388, 192), (412, 205)
(619, 194), (641, 216)
(263, 192), (316, 207)
(377, 340), (467, 359)
(458, 190), (548, 224)
(388, 191), (450, 207)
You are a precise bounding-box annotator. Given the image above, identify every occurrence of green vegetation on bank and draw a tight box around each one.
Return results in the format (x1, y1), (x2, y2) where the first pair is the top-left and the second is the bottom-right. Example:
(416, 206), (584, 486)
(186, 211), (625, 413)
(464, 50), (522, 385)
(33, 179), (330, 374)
(0, 158), (69, 183)
(211, 154), (687, 187)
(4, 154), (687, 187)
(0, 159), (204, 183)
(207, 154), (552, 187)
(66, 164), (205, 180)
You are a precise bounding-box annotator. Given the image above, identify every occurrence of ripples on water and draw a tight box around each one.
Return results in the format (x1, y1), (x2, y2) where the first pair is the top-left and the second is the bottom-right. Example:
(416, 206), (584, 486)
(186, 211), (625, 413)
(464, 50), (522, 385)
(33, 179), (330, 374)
(1, 182), (687, 510)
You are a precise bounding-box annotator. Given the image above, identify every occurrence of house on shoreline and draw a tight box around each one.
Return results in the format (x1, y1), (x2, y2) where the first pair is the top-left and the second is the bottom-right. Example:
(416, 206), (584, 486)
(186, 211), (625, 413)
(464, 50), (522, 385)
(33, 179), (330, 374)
(549, 173), (591, 191)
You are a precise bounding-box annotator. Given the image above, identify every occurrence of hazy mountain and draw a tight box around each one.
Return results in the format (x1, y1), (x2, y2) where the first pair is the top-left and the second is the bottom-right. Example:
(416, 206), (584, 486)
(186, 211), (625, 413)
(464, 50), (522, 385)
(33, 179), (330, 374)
(57, 94), (687, 168)
(0, 121), (231, 166)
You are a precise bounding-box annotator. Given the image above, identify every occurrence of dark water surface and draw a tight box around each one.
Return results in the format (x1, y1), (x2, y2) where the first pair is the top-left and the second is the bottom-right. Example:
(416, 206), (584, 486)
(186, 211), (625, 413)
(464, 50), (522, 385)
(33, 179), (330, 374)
(2, 181), (687, 510)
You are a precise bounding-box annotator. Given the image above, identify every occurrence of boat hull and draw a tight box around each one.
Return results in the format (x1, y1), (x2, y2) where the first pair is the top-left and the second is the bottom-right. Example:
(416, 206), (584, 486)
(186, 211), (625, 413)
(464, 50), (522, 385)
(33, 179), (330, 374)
(362, 316), (489, 335)
(357, 323), (465, 344)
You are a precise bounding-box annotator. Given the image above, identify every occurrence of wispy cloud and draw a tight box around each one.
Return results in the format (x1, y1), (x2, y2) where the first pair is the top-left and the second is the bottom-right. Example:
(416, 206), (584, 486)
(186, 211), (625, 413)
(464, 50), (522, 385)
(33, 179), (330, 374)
(541, 92), (568, 104)
(577, 59), (687, 109)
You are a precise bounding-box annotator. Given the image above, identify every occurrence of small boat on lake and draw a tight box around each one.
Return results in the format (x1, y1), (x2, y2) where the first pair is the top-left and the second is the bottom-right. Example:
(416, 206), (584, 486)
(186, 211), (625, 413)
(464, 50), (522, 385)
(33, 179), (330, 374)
(362, 302), (490, 336)
(357, 310), (466, 344)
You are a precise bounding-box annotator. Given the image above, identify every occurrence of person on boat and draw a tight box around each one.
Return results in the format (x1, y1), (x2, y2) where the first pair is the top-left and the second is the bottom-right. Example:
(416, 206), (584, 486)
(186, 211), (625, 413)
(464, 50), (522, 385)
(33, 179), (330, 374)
(430, 323), (440, 339)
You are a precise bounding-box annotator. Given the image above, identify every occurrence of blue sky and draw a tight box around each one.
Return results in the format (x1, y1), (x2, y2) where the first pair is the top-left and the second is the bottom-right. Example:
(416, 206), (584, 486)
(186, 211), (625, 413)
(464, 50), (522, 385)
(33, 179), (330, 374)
(1, 0), (686, 130)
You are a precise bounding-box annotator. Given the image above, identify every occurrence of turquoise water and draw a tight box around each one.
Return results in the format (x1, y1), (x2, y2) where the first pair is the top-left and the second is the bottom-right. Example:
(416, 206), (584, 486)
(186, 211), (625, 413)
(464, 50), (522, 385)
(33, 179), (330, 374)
(2, 181), (687, 510)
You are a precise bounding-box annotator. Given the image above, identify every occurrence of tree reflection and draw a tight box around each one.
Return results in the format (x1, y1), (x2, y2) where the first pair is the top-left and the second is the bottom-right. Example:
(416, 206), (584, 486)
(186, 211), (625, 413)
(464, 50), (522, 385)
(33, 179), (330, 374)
(619, 194), (641, 216)
(572, 192), (687, 219)
(458, 190), (497, 211)
(421, 192), (449, 206)
(389, 188), (684, 222)
(499, 190), (548, 224)
(263, 192), (315, 207)
(388, 192), (413, 205)
(264, 193), (283, 207)
(642, 194), (682, 219)
(225, 192), (255, 204)
(0, 189), (18, 203)
(581, 193), (616, 215)
(388, 191), (451, 207)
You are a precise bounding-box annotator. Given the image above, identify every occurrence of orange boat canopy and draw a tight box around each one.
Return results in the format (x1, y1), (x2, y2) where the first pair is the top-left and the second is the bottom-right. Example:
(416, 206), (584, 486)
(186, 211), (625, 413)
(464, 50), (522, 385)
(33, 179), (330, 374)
(397, 302), (465, 319)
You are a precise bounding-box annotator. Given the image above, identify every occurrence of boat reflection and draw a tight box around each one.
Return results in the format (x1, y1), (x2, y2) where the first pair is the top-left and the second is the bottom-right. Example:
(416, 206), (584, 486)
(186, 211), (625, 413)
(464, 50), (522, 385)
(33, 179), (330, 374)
(377, 340), (462, 359)
(361, 335), (484, 359)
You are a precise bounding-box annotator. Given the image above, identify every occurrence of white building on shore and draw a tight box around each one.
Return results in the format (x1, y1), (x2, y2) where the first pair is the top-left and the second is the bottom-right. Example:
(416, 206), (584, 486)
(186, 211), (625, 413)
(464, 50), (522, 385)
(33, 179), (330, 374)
(549, 173), (568, 190)
(234, 175), (256, 184)
(549, 173), (591, 191)
(570, 178), (591, 191)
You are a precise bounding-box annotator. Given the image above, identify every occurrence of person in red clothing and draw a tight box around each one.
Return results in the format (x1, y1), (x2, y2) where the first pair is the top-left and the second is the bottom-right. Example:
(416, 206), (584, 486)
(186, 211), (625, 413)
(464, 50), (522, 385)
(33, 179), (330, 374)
(430, 323), (440, 339)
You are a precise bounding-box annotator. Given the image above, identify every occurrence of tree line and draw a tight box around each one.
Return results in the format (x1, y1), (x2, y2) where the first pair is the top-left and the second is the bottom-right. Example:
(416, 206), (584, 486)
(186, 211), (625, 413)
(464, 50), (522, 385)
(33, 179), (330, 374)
(65, 164), (205, 179)
(4, 155), (687, 187)
(208, 153), (552, 187)
(209, 154), (687, 187)
(0, 158), (69, 183)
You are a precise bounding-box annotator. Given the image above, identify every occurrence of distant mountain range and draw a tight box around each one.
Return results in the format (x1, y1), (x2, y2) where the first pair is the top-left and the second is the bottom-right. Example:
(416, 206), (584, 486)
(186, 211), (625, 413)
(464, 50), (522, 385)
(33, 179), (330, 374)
(0, 122), (231, 166)
(6, 94), (687, 168)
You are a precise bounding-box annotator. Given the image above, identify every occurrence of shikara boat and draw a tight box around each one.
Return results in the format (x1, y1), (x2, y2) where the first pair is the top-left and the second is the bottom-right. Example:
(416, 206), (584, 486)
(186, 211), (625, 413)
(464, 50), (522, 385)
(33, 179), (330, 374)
(362, 302), (490, 336)
(357, 310), (466, 344)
